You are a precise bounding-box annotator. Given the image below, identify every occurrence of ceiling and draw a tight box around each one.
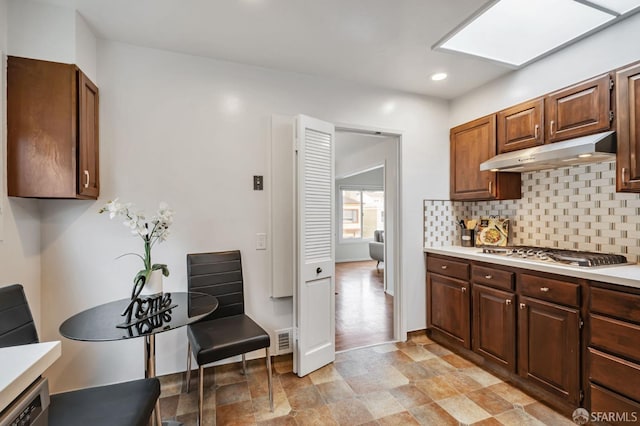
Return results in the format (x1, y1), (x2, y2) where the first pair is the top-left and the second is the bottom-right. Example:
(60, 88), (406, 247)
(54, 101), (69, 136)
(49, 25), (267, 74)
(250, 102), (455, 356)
(36, 0), (518, 99)
(335, 131), (396, 165)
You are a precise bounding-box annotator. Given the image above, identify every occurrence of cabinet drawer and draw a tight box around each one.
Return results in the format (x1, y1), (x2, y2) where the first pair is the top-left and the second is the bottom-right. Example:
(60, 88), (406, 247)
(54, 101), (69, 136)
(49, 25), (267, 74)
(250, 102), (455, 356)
(427, 256), (469, 280)
(590, 384), (640, 425)
(472, 265), (513, 290)
(590, 314), (640, 361)
(519, 274), (580, 307)
(591, 286), (640, 324)
(589, 347), (640, 402)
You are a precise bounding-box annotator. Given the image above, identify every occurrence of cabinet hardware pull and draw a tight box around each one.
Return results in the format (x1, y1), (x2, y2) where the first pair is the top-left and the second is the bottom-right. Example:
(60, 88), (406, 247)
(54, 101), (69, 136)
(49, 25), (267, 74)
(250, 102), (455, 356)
(534, 124), (539, 140)
(485, 275), (492, 279)
(622, 167), (627, 184)
(488, 180), (493, 193)
(84, 170), (90, 188)
(550, 120), (555, 136)
(519, 303), (526, 310)
(461, 287), (467, 293)
(505, 299), (512, 305)
(540, 287), (550, 292)
(441, 265), (448, 270)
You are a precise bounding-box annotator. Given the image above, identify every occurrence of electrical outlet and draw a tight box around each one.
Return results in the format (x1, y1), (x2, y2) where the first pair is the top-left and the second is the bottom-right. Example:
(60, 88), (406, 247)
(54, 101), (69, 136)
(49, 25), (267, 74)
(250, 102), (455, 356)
(256, 233), (267, 250)
(253, 175), (263, 190)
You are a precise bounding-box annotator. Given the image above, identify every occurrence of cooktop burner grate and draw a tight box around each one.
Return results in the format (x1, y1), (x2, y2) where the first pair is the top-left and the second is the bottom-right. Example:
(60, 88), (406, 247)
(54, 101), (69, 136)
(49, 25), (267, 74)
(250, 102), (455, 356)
(482, 246), (629, 267)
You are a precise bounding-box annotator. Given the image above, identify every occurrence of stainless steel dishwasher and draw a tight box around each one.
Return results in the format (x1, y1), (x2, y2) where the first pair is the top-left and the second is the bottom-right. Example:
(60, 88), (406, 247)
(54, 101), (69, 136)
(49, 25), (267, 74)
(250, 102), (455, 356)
(0, 376), (50, 426)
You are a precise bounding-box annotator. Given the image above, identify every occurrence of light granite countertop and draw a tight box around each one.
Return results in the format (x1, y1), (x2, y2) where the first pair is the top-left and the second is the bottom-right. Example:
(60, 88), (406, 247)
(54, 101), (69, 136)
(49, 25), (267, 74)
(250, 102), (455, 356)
(424, 246), (640, 290)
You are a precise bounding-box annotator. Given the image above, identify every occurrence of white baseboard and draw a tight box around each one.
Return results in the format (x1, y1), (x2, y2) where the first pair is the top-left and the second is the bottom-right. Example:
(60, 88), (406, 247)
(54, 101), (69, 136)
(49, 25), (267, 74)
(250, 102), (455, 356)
(336, 257), (374, 263)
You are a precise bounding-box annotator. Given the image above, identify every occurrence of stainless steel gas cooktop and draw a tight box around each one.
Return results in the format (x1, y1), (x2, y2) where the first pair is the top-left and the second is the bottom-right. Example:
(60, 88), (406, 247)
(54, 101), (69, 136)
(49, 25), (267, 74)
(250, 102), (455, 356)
(481, 246), (629, 267)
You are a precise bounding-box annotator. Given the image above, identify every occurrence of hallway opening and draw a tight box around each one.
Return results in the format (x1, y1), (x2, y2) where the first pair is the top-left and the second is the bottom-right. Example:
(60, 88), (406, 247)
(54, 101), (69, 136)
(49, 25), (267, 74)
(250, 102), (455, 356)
(334, 128), (400, 352)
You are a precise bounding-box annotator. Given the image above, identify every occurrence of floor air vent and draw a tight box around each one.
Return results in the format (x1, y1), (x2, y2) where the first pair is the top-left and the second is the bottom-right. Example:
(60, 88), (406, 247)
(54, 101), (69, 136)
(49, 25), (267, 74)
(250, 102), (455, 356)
(274, 328), (293, 355)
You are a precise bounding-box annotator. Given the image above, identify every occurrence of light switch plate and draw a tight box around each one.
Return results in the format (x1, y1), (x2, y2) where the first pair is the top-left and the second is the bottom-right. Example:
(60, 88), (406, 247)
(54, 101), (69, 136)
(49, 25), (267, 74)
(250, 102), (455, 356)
(256, 233), (267, 250)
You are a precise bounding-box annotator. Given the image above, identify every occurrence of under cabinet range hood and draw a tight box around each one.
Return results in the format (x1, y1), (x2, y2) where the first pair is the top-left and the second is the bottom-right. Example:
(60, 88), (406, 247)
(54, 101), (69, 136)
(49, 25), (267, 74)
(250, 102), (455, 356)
(480, 131), (616, 172)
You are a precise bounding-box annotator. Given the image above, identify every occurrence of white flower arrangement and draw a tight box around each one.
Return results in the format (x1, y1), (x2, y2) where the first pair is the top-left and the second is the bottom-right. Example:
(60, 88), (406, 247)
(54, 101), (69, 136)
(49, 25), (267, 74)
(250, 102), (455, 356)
(99, 199), (174, 298)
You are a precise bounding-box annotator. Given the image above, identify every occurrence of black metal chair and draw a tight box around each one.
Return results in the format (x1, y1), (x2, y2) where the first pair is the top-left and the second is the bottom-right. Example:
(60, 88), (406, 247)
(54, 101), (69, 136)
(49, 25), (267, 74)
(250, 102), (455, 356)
(0, 284), (161, 426)
(0, 284), (39, 348)
(185, 250), (273, 425)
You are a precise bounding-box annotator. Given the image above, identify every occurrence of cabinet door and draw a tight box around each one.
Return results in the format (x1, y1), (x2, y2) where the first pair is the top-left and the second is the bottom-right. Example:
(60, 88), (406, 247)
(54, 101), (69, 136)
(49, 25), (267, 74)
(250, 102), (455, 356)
(545, 73), (612, 143)
(616, 62), (640, 192)
(8, 57), (76, 198)
(427, 273), (470, 348)
(450, 115), (521, 201)
(497, 98), (544, 153)
(450, 115), (496, 200)
(7, 56), (99, 199)
(78, 71), (100, 198)
(518, 296), (581, 404)
(472, 285), (516, 372)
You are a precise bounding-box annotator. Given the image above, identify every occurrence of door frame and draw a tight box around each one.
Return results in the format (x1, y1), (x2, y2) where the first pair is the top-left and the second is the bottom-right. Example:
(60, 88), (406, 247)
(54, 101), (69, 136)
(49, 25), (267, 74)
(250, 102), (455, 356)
(334, 123), (405, 343)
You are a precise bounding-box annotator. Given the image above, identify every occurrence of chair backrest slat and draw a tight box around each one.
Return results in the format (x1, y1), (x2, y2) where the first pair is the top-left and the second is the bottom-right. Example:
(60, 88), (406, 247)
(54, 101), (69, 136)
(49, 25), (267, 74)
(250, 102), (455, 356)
(187, 250), (245, 320)
(0, 284), (39, 347)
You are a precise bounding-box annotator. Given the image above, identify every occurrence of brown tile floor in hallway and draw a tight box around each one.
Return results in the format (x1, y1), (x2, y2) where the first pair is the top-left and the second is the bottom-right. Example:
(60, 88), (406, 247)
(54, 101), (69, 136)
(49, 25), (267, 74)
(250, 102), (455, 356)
(335, 260), (393, 352)
(158, 332), (575, 425)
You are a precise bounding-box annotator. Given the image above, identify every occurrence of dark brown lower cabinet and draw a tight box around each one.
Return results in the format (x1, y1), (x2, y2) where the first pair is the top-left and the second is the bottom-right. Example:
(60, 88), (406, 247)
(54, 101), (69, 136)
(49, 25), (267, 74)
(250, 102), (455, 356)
(472, 284), (516, 372)
(427, 273), (470, 349)
(588, 284), (640, 418)
(518, 296), (581, 404)
(590, 384), (640, 426)
(588, 348), (640, 403)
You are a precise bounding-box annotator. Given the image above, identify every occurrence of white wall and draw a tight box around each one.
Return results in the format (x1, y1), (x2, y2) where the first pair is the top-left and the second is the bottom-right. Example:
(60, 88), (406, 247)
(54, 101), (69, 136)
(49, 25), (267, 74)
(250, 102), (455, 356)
(7, 0), (75, 64)
(0, 0), (42, 329)
(7, 0), (97, 83)
(74, 12), (97, 83)
(450, 13), (640, 127)
(38, 39), (449, 392)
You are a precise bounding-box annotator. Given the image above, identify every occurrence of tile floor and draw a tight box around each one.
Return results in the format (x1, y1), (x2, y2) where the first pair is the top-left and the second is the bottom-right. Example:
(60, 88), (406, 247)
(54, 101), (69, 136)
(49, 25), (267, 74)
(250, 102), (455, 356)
(158, 333), (576, 425)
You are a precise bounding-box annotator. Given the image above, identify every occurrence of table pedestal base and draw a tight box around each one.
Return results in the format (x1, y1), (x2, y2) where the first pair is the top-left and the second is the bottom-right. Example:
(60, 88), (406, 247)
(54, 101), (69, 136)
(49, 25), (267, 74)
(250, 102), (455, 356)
(145, 334), (182, 426)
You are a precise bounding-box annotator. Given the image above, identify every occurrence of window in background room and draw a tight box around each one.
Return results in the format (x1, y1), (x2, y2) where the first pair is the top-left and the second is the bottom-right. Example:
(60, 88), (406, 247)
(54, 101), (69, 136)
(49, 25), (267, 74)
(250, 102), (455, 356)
(340, 188), (384, 241)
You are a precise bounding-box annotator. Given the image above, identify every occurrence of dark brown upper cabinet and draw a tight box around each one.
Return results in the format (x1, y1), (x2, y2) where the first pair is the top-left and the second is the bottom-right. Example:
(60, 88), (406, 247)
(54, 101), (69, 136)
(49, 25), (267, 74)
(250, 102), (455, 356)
(616, 61), (640, 192)
(7, 56), (100, 199)
(545, 73), (613, 144)
(497, 98), (544, 153)
(450, 115), (521, 201)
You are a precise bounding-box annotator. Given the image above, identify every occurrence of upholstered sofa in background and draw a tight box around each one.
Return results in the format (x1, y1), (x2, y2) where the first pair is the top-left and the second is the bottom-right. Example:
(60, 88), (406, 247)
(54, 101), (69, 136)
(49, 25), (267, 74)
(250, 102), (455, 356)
(369, 230), (384, 270)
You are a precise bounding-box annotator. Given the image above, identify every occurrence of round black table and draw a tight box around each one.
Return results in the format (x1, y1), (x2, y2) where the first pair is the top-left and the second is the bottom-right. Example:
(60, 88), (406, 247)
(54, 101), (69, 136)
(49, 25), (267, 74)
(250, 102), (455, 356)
(59, 292), (218, 426)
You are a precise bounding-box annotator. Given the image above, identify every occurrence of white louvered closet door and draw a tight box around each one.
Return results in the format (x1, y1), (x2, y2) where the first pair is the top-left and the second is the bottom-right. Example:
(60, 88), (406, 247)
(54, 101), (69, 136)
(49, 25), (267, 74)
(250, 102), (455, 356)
(294, 115), (335, 377)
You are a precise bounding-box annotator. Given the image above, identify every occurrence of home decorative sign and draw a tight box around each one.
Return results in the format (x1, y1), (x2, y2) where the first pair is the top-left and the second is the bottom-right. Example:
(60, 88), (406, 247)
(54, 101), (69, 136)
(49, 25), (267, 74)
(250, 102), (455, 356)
(118, 292), (177, 334)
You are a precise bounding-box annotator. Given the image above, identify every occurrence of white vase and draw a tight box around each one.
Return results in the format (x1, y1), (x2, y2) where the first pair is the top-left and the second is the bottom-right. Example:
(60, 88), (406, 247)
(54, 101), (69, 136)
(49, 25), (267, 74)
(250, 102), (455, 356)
(140, 269), (163, 296)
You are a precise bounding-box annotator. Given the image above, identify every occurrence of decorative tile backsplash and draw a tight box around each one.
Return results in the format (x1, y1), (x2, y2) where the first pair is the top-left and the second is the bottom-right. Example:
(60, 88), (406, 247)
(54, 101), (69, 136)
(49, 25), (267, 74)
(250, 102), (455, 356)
(423, 200), (457, 247)
(424, 161), (640, 263)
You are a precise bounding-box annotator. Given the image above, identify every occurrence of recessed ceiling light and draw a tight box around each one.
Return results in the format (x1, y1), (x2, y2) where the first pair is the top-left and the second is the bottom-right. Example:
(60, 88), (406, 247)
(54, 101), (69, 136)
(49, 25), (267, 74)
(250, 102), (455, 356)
(432, 0), (634, 67)
(431, 72), (448, 81)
